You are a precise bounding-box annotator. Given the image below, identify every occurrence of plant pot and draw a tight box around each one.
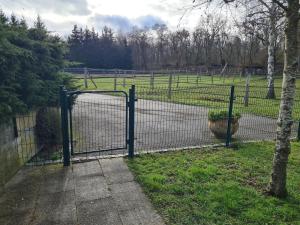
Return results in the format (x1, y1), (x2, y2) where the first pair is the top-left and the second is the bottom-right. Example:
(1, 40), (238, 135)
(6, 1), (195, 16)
(208, 118), (239, 139)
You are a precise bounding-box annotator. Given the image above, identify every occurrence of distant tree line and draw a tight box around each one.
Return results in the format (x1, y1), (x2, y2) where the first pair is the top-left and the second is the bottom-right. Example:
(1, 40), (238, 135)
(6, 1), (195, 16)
(67, 25), (132, 69)
(0, 11), (75, 123)
(67, 13), (284, 71)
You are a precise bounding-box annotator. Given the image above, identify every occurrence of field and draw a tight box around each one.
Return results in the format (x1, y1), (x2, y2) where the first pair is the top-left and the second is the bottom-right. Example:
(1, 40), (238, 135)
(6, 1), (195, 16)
(127, 141), (300, 225)
(74, 74), (300, 119)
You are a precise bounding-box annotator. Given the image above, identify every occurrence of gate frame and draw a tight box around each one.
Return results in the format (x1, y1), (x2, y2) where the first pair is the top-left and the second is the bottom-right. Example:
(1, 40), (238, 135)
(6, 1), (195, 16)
(60, 86), (136, 166)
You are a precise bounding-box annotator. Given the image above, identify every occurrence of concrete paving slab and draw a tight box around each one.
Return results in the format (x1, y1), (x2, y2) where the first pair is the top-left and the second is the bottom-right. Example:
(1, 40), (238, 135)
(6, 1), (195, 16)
(100, 158), (134, 184)
(32, 191), (77, 225)
(100, 158), (129, 173)
(104, 170), (134, 185)
(77, 197), (122, 225)
(75, 175), (111, 202)
(0, 210), (34, 225)
(73, 160), (103, 178)
(110, 180), (142, 194)
(119, 207), (165, 225)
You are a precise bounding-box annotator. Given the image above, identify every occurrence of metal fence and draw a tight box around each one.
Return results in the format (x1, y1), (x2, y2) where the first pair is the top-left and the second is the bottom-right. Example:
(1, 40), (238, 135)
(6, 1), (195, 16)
(57, 83), (300, 165)
(3, 107), (63, 165)
(133, 84), (299, 154)
(11, 83), (300, 165)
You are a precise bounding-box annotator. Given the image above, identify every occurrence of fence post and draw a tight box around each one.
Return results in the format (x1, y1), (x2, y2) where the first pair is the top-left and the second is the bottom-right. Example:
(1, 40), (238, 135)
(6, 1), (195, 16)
(60, 86), (70, 166)
(114, 73), (117, 91)
(244, 74), (250, 107)
(150, 72), (154, 90)
(297, 120), (300, 141)
(226, 85), (235, 147)
(68, 97), (74, 156)
(168, 73), (172, 99)
(84, 67), (88, 88)
(128, 85), (136, 158)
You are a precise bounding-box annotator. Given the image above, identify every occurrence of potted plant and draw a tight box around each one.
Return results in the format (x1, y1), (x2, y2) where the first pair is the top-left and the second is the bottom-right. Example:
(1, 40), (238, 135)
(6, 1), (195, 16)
(208, 110), (241, 138)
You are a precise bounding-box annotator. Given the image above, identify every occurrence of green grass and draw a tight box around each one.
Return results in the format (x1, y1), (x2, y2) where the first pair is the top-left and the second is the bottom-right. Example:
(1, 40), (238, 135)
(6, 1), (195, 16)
(127, 141), (300, 225)
(74, 74), (300, 119)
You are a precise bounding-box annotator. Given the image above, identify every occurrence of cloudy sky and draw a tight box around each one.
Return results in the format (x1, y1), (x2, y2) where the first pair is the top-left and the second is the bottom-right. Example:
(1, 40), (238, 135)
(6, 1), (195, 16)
(0, 0), (232, 37)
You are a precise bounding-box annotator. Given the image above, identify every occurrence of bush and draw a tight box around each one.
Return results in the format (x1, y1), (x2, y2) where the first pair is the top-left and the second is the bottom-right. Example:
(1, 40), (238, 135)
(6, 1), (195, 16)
(208, 110), (241, 121)
(35, 107), (62, 147)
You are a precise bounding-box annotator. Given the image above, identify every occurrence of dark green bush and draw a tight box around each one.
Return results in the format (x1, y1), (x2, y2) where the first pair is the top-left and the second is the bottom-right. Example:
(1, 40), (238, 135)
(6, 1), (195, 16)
(0, 13), (77, 123)
(35, 107), (61, 147)
(208, 110), (241, 121)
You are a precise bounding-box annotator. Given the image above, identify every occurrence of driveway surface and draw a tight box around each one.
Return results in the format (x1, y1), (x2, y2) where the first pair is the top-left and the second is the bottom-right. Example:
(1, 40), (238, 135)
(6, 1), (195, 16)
(0, 158), (164, 225)
(71, 94), (298, 155)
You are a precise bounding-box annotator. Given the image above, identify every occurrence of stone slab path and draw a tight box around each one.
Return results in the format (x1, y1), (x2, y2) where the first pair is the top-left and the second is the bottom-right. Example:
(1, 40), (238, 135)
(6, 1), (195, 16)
(0, 158), (164, 225)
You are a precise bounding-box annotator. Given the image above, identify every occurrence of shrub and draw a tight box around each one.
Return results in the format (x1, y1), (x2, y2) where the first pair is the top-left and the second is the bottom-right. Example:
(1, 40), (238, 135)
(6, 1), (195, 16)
(35, 107), (62, 147)
(208, 110), (241, 121)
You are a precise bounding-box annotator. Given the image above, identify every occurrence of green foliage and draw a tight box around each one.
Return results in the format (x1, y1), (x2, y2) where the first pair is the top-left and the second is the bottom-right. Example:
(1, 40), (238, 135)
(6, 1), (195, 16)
(208, 110), (241, 121)
(35, 107), (61, 147)
(127, 141), (300, 225)
(0, 11), (77, 123)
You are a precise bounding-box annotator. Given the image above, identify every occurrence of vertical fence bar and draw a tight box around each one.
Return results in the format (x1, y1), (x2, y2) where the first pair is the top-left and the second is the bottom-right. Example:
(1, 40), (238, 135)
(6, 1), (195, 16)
(244, 74), (250, 107)
(123, 77), (126, 87)
(168, 73), (172, 99)
(297, 120), (300, 141)
(128, 85), (136, 158)
(150, 72), (154, 90)
(60, 86), (70, 166)
(226, 85), (235, 147)
(68, 97), (74, 155)
(114, 73), (117, 91)
(84, 67), (88, 88)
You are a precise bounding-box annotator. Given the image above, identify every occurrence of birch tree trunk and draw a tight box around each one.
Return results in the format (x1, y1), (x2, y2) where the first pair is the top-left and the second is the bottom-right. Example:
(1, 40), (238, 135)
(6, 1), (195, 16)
(267, 0), (299, 198)
(266, 3), (276, 99)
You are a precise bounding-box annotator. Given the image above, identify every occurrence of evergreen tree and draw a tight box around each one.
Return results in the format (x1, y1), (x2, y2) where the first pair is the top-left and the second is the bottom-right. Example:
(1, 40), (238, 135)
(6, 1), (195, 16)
(0, 13), (76, 123)
(67, 25), (133, 69)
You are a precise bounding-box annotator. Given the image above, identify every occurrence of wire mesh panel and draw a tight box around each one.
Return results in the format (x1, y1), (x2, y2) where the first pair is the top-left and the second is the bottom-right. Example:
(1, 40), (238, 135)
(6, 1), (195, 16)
(66, 83), (299, 159)
(134, 85), (230, 153)
(134, 84), (300, 154)
(70, 92), (128, 156)
(233, 86), (299, 142)
(16, 107), (62, 164)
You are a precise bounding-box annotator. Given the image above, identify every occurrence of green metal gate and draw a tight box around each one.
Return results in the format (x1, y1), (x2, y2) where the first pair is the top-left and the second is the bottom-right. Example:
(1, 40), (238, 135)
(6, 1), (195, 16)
(60, 86), (135, 166)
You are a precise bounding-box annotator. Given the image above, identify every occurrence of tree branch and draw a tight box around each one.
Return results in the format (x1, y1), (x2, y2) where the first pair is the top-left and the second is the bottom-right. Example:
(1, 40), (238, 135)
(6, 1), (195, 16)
(257, 0), (271, 11)
(272, 0), (288, 11)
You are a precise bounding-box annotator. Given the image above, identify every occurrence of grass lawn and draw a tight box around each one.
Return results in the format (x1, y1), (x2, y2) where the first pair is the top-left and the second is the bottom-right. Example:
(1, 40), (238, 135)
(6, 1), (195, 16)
(127, 141), (300, 225)
(74, 74), (300, 119)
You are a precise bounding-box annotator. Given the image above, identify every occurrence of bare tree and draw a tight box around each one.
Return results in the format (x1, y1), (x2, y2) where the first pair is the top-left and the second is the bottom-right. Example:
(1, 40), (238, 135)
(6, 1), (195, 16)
(193, 0), (299, 197)
(266, 0), (299, 197)
(245, 1), (284, 98)
(197, 14), (227, 69)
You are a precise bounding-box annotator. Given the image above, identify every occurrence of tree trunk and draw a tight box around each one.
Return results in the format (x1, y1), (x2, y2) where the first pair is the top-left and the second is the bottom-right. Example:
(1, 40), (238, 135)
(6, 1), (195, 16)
(267, 0), (299, 198)
(266, 3), (276, 99)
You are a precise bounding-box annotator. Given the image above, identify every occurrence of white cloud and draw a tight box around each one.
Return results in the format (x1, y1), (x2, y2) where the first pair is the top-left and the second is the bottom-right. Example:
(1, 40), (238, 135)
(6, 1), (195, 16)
(0, 0), (239, 35)
(89, 14), (165, 32)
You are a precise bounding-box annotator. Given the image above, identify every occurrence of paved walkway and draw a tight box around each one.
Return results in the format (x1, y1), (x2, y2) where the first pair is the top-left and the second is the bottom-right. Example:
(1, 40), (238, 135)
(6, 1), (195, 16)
(0, 158), (164, 225)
